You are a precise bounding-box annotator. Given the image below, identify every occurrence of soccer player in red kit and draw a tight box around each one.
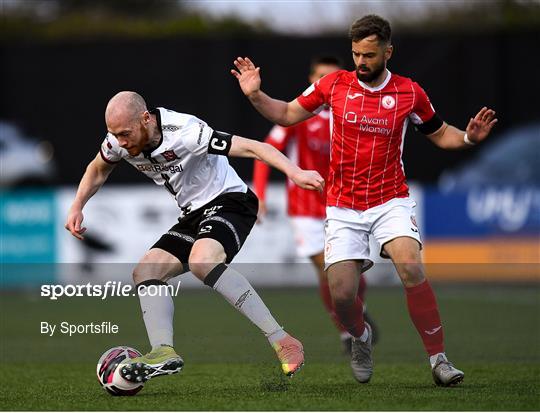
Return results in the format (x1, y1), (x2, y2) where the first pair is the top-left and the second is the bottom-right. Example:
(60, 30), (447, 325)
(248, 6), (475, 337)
(252, 56), (378, 353)
(232, 15), (497, 386)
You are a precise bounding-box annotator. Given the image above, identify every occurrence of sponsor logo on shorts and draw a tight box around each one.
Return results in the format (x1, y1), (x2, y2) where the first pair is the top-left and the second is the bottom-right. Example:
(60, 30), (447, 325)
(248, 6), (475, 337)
(203, 205), (223, 217)
(325, 242), (332, 256)
(410, 215), (419, 232)
(198, 225), (213, 234)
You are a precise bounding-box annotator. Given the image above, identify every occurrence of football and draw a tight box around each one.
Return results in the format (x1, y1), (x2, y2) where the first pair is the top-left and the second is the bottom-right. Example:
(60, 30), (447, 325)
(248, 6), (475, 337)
(96, 346), (144, 396)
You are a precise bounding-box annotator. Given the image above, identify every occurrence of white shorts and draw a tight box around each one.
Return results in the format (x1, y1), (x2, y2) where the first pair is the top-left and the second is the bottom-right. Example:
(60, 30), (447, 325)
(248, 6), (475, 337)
(290, 217), (325, 258)
(324, 197), (422, 271)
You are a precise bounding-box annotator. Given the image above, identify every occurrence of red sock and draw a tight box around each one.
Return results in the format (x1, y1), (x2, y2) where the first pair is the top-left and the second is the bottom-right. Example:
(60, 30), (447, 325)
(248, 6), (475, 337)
(405, 279), (444, 355)
(318, 278), (347, 333)
(333, 295), (366, 338)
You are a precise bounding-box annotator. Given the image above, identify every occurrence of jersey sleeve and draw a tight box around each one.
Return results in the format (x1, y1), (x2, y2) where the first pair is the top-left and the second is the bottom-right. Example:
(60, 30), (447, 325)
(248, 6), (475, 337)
(181, 116), (215, 156)
(296, 71), (338, 113)
(99, 133), (123, 164)
(409, 82), (443, 135)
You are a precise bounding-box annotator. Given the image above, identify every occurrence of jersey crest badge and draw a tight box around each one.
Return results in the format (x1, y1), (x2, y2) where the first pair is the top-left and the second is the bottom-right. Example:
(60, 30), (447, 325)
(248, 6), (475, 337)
(161, 150), (178, 161)
(382, 95), (396, 109)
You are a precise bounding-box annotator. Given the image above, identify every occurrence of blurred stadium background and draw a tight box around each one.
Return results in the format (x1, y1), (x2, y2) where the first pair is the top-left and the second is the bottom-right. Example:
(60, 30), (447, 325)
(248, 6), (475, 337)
(0, 0), (539, 410)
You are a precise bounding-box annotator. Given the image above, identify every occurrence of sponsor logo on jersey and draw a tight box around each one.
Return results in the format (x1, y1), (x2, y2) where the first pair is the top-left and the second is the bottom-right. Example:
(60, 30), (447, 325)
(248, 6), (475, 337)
(162, 124), (181, 132)
(347, 92), (363, 100)
(197, 122), (205, 145)
(161, 150), (179, 161)
(346, 113), (392, 135)
(136, 164), (183, 173)
(382, 95), (396, 109)
(410, 215), (418, 228)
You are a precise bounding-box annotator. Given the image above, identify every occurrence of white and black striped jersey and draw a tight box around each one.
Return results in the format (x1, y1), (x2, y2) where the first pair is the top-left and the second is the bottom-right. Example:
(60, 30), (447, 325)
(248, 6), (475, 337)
(100, 107), (247, 217)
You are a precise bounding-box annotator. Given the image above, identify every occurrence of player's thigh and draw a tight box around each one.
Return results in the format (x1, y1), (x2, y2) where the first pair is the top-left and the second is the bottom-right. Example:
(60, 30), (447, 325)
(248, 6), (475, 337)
(324, 207), (373, 273)
(370, 198), (423, 259)
(133, 248), (185, 284)
(290, 217), (325, 258)
(149, 222), (197, 275)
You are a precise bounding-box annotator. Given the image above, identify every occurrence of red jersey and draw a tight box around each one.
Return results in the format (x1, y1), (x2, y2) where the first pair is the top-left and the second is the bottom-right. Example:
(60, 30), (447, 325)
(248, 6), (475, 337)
(253, 110), (331, 218)
(297, 70), (437, 211)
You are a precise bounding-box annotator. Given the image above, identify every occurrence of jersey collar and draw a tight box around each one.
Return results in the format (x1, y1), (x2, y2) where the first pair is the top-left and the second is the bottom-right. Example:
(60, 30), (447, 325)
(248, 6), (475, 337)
(357, 69), (392, 92)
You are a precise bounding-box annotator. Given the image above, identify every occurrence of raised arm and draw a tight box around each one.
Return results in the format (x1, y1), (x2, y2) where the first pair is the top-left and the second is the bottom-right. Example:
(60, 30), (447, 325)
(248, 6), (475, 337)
(427, 107), (498, 150)
(229, 135), (324, 192)
(65, 154), (116, 239)
(231, 57), (313, 126)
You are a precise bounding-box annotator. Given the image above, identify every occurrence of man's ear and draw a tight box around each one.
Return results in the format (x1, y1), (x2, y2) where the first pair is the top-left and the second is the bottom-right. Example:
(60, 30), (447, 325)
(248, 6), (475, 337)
(385, 44), (393, 60)
(142, 110), (150, 124)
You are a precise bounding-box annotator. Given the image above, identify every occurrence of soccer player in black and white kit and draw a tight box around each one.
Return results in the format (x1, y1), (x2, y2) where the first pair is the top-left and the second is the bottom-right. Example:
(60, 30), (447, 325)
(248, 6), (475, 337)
(65, 91), (324, 382)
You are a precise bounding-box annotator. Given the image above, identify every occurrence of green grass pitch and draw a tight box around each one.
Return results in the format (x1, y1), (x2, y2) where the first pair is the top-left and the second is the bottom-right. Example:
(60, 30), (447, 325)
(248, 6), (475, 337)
(1, 284), (539, 410)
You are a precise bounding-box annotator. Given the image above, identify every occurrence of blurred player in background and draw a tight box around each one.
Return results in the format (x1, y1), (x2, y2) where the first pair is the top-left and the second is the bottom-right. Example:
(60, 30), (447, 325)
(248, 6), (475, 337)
(252, 56), (379, 354)
(232, 15), (497, 386)
(65, 91), (325, 381)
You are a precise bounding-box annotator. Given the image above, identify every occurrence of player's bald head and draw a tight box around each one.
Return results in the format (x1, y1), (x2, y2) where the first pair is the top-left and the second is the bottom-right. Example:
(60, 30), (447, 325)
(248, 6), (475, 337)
(105, 91), (148, 126)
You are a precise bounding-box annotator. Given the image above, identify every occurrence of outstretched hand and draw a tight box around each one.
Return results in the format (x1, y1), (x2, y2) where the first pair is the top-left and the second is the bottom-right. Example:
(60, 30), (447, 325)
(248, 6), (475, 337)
(290, 170), (325, 192)
(231, 57), (261, 97)
(466, 107), (497, 144)
(65, 208), (87, 240)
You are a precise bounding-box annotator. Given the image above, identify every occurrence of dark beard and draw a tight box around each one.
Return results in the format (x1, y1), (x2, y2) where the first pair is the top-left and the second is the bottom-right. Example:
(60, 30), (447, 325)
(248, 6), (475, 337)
(356, 62), (385, 83)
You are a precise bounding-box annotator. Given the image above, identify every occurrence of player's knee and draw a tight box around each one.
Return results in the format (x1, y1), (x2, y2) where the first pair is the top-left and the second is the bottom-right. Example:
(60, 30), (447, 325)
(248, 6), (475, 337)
(328, 280), (356, 307)
(399, 262), (425, 286)
(132, 263), (166, 285)
(132, 250), (179, 284)
(188, 251), (226, 280)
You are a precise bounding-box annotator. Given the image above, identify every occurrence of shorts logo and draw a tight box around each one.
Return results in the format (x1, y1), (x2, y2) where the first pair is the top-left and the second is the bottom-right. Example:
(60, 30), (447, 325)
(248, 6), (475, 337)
(203, 205), (223, 217)
(325, 242), (332, 256)
(199, 225), (213, 234)
(410, 215), (419, 233)
(161, 150), (178, 161)
(382, 95), (396, 109)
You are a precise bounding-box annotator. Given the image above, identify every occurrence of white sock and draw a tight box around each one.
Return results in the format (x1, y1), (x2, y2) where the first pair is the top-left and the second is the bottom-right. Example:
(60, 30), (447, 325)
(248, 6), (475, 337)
(340, 331), (353, 340)
(211, 266), (284, 341)
(137, 282), (174, 350)
(355, 326), (369, 343)
(429, 352), (447, 368)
